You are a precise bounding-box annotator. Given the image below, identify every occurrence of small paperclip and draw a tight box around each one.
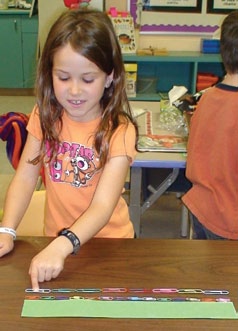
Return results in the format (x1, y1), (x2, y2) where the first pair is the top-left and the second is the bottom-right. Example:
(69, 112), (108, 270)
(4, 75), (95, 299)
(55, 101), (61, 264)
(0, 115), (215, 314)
(102, 288), (127, 293)
(216, 298), (230, 302)
(152, 288), (178, 294)
(142, 297), (157, 301)
(172, 297), (187, 302)
(98, 296), (114, 300)
(25, 288), (51, 293)
(25, 295), (40, 300)
(156, 298), (172, 302)
(203, 290), (229, 295)
(186, 297), (200, 302)
(55, 296), (69, 300)
(40, 296), (56, 300)
(178, 289), (203, 294)
(201, 298), (217, 302)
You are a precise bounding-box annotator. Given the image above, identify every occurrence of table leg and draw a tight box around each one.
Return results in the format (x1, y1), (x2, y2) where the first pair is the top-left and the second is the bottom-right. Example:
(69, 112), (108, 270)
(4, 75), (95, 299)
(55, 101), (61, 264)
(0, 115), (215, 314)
(129, 167), (142, 237)
(129, 167), (180, 237)
(141, 168), (179, 214)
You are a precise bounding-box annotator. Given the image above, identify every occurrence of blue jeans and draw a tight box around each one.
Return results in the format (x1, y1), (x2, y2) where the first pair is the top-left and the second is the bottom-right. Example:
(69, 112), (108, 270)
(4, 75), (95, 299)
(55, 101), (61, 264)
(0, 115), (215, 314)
(191, 214), (226, 240)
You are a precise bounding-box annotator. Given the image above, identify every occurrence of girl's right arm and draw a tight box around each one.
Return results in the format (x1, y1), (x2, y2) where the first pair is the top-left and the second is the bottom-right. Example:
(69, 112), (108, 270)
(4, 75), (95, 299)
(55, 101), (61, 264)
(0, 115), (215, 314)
(0, 133), (42, 257)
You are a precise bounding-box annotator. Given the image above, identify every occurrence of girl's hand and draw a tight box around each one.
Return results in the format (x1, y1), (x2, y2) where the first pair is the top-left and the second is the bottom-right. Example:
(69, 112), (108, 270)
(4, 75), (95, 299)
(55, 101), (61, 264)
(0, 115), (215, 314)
(0, 234), (14, 257)
(29, 236), (74, 290)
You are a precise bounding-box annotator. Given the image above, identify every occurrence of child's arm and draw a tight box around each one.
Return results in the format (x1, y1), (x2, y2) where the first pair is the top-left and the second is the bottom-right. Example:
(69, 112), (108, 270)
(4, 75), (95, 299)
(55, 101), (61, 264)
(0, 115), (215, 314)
(29, 154), (131, 289)
(0, 133), (42, 256)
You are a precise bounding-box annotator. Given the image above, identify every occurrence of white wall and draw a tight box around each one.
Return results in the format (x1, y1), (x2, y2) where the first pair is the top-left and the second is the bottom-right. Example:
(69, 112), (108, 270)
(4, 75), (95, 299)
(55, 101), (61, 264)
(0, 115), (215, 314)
(106, 0), (219, 52)
(38, 0), (219, 53)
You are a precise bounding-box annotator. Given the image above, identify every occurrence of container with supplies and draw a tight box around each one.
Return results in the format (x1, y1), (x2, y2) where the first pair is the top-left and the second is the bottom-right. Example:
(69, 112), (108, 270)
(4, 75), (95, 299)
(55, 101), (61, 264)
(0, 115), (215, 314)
(124, 63), (137, 98)
(0, 0), (9, 9)
(108, 7), (136, 54)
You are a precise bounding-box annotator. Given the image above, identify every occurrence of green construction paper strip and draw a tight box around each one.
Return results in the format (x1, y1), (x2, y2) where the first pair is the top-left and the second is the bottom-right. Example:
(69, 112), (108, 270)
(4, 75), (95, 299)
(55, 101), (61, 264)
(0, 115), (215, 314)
(21, 300), (238, 319)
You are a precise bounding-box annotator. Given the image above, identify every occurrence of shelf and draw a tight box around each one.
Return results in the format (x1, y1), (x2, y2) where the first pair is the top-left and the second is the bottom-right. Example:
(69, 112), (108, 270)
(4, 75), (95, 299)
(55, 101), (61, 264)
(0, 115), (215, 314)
(123, 52), (224, 95)
(0, 9), (31, 15)
(123, 52), (222, 63)
(129, 93), (161, 101)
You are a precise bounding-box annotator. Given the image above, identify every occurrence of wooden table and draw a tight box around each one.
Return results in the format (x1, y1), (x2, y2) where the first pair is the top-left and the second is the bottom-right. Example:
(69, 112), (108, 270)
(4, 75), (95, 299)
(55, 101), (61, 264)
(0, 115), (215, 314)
(1, 237), (238, 330)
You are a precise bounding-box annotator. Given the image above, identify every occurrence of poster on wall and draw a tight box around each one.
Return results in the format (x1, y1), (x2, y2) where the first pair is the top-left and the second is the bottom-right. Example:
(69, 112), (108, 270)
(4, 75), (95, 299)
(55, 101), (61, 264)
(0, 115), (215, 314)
(207, 0), (238, 13)
(129, 0), (237, 34)
(144, 0), (202, 13)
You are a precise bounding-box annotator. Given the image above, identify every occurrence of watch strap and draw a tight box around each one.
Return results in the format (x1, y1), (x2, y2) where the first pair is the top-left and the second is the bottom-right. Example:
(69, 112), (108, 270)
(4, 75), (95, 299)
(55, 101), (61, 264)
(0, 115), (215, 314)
(58, 228), (80, 255)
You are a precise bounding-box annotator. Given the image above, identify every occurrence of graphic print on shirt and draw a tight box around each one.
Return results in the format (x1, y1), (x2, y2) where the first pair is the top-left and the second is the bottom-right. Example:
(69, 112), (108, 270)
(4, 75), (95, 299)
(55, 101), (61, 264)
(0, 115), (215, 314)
(46, 141), (97, 187)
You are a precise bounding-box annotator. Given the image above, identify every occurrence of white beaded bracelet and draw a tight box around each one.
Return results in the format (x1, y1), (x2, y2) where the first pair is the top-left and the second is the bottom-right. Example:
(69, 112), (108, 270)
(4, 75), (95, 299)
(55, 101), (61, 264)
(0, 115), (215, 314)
(0, 227), (16, 240)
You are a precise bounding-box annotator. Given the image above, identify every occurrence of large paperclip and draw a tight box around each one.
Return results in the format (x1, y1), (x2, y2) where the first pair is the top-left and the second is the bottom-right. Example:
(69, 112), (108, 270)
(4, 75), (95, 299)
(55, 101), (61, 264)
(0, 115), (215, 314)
(129, 288), (152, 293)
(51, 288), (76, 293)
(203, 290), (229, 295)
(178, 289), (203, 294)
(25, 288), (51, 293)
(152, 288), (178, 294)
(76, 288), (101, 293)
(102, 287), (127, 293)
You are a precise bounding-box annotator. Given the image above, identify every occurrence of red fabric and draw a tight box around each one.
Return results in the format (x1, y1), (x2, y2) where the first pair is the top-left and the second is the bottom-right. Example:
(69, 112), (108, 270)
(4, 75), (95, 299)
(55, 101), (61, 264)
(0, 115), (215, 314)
(0, 111), (45, 184)
(63, 0), (80, 8)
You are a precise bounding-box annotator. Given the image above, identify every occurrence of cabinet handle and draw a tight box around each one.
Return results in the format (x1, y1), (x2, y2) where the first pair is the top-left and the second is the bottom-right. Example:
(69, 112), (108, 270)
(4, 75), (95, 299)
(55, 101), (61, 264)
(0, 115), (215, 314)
(14, 19), (17, 30)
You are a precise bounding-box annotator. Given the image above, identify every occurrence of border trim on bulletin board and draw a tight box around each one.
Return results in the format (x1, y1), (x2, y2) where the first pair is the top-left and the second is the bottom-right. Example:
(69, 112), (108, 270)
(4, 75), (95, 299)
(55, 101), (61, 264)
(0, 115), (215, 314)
(128, 0), (235, 35)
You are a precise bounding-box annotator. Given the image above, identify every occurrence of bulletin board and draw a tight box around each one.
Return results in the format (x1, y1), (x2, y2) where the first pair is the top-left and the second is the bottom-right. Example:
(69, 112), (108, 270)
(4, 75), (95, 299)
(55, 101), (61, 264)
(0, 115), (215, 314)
(129, 0), (238, 35)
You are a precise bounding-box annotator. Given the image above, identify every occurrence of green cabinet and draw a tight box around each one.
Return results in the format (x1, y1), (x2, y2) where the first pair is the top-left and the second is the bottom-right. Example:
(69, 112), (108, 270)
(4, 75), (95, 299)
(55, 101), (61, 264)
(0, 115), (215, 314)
(0, 11), (38, 88)
(123, 52), (225, 100)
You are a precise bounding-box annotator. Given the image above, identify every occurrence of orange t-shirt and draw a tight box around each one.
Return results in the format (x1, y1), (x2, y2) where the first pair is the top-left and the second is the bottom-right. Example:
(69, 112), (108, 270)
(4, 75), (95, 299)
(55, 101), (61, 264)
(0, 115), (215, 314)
(182, 84), (238, 239)
(27, 106), (137, 238)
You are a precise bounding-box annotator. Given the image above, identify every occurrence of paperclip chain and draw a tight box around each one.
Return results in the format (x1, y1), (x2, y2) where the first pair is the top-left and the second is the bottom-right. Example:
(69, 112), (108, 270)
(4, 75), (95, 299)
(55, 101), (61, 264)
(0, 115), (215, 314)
(25, 287), (229, 295)
(24, 295), (231, 302)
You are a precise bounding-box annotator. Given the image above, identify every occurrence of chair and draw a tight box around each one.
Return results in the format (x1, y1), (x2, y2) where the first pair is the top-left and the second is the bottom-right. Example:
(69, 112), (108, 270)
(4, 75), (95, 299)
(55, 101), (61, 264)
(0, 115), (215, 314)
(0, 112), (46, 236)
(16, 190), (46, 236)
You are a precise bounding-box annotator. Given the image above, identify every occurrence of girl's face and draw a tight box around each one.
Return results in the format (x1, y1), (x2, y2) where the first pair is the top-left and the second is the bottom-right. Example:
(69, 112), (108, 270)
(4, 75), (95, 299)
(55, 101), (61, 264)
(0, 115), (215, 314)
(52, 43), (113, 122)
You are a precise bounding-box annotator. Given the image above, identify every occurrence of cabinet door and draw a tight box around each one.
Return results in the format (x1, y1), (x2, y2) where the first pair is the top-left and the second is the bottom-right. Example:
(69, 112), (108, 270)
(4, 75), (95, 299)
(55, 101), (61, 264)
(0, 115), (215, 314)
(0, 15), (24, 88)
(22, 16), (38, 88)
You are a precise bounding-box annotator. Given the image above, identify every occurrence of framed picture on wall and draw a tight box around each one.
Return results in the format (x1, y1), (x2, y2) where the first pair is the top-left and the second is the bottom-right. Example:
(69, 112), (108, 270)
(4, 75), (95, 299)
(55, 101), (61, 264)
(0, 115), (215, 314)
(143, 0), (202, 13)
(207, 0), (238, 14)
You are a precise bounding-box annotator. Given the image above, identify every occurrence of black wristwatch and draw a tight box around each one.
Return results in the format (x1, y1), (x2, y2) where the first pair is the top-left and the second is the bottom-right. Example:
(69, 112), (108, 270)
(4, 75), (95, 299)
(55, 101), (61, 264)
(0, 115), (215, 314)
(58, 228), (80, 255)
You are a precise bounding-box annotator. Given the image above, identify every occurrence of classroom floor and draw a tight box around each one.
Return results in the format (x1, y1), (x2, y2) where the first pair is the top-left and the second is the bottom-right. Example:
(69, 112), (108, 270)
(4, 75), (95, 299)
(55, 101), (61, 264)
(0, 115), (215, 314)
(0, 95), (187, 239)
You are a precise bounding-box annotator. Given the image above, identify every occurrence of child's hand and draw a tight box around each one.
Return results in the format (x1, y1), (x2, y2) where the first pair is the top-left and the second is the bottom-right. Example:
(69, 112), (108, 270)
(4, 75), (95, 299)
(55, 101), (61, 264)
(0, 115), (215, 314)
(0, 234), (14, 257)
(29, 236), (73, 290)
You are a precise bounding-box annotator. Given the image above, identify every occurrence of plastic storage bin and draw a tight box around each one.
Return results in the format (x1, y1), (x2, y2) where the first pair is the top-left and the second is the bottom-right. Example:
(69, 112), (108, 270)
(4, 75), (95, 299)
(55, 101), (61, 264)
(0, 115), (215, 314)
(137, 76), (157, 94)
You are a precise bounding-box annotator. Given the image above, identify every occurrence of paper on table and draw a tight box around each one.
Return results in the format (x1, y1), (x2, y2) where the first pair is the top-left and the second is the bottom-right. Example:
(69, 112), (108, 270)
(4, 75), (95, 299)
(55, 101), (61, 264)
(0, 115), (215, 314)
(131, 108), (147, 118)
(136, 110), (188, 152)
(21, 300), (238, 319)
(168, 86), (188, 106)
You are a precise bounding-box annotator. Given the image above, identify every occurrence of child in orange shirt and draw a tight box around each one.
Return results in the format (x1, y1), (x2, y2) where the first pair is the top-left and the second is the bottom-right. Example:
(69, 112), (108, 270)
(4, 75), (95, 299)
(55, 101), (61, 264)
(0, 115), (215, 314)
(183, 11), (238, 240)
(0, 9), (138, 288)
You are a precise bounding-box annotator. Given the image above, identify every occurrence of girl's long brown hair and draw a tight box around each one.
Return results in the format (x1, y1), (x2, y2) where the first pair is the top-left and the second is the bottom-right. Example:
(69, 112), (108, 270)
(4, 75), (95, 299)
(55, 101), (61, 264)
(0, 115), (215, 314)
(35, 8), (138, 167)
